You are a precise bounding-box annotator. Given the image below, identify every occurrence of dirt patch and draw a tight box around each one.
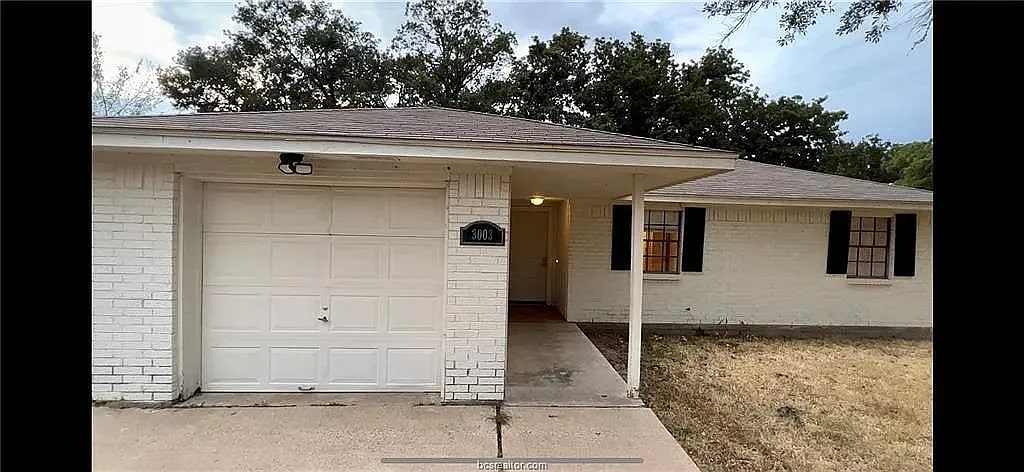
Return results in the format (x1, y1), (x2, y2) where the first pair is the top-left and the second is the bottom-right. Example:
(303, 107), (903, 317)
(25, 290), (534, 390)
(580, 325), (933, 472)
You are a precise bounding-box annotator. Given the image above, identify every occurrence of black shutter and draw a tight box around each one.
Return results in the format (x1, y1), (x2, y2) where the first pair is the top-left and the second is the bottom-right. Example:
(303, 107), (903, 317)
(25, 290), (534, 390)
(893, 213), (918, 276)
(681, 207), (706, 272)
(611, 205), (632, 270)
(826, 210), (852, 274)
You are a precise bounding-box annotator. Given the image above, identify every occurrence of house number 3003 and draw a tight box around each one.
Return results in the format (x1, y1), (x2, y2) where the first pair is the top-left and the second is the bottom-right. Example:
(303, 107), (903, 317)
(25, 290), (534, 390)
(471, 228), (493, 241)
(460, 221), (505, 246)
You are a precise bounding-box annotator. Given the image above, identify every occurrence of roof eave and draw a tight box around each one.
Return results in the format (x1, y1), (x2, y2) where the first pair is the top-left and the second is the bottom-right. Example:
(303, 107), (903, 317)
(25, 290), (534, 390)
(638, 194), (933, 210)
(91, 127), (738, 170)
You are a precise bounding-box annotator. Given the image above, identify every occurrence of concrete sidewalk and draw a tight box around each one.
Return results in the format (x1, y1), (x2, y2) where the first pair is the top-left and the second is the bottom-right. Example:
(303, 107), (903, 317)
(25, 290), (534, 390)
(506, 322), (642, 407)
(94, 398), (699, 471)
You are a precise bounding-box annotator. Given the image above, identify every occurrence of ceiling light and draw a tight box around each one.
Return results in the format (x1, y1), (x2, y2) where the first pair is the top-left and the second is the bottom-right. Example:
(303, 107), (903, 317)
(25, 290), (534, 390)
(529, 196), (545, 206)
(278, 153), (312, 175)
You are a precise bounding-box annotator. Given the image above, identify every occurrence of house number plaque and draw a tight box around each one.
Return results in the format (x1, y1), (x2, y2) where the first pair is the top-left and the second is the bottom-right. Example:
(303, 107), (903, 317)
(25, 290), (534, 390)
(460, 220), (505, 246)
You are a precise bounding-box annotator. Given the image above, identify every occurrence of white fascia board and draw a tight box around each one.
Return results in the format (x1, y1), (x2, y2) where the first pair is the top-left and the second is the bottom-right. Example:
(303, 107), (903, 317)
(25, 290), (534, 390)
(636, 194), (933, 211)
(91, 130), (737, 170)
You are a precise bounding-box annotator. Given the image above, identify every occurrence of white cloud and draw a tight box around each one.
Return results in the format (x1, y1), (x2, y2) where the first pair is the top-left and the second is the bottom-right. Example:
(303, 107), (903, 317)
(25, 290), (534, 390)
(92, 0), (181, 76)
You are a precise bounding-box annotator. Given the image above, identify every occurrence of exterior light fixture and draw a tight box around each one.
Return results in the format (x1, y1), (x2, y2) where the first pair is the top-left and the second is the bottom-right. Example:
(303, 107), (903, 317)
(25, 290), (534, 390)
(278, 153), (313, 175)
(529, 196), (545, 206)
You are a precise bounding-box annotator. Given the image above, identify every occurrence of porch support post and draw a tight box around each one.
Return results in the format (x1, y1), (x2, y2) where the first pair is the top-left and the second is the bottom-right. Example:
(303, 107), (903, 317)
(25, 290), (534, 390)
(627, 173), (644, 398)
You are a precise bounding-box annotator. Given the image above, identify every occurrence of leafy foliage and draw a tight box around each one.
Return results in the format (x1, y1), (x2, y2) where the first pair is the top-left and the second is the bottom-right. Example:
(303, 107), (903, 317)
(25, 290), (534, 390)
(158, 0), (392, 111)
(821, 135), (900, 182)
(703, 0), (932, 48)
(887, 140), (933, 189)
(150, 0), (930, 189)
(506, 27), (590, 126)
(92, 33), (162, 116)
(390, 0), (516, 110)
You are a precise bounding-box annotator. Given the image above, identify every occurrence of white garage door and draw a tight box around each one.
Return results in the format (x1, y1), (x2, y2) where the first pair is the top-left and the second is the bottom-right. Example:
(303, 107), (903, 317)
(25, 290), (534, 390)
(201, 183), (445, 392)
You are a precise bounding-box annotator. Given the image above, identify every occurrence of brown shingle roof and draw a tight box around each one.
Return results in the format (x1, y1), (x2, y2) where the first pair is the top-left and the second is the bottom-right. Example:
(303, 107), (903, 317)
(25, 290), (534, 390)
(91, 106), (730, 153)
(649, 158), (933, 205)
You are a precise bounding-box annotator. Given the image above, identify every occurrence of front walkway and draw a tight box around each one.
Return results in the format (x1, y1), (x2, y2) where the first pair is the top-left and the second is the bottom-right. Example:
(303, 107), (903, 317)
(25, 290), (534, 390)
(505, 322), (642, 407)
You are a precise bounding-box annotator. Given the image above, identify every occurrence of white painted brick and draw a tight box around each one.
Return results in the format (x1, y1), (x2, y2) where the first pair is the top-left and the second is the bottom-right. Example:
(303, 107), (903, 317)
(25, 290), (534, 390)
(565, 202), (933, 328)
(92, 159), (178, 402)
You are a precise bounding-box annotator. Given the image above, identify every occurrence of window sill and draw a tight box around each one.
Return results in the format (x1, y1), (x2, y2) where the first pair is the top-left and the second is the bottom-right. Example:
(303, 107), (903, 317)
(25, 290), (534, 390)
(846, 278), (893, 286)
(644, 273), (682, 281)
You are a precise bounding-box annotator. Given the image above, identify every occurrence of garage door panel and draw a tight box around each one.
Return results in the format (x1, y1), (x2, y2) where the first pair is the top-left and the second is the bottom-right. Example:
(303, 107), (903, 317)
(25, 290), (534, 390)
(331, 190), (389, 235)
(270, 238), (329, 284)
(204, 186), (270, 233)
(205, 347), (264, 385)
(327, 348), (381, 385)
(268, 347), (320, 384)
(270, 294), (324, 332)
(331, 239), (386, 282)
(389, 192), (445, 236)
(328, 296), (381, 332)
(389, 241), (443, 282)
(269, 188), (332, 234)
(205, 292), (266, 332)
(386, 348), (439, 386)
(204, 235), (270, 286)
(387, 296), (442, 333)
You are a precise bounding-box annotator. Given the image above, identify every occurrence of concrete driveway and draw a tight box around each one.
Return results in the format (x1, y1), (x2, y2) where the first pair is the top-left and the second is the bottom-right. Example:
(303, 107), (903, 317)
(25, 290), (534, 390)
(94, 395), (699, 471)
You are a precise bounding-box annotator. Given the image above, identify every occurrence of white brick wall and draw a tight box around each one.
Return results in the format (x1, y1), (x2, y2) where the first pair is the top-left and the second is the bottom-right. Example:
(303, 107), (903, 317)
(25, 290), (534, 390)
(443, 172), (511, 401)
(92, 157), (179, 402)
(567, 202), (933, 327)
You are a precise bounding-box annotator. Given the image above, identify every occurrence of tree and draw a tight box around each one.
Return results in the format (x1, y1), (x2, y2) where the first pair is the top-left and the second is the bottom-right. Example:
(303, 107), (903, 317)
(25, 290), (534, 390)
(886, 140), (933, 189)
(728, 93), (848, 169)
(506, 27), (590, 126)
(703, 0), (933, 48)
(92, 33), (163, 116)
(820, 135), (900, 182)
(582, 33), (681, 138)
(158, 0), (392, 112)
(390, 0), (516, 110)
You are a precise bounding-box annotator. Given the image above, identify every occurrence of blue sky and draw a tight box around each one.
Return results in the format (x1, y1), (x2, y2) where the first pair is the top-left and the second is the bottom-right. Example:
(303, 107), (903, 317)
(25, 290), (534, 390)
(92, 0), (932, 143)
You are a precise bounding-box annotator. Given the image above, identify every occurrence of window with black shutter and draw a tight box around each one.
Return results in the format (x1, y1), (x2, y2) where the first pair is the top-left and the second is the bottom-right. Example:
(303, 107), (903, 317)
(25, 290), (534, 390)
(611, 205), (702, 274)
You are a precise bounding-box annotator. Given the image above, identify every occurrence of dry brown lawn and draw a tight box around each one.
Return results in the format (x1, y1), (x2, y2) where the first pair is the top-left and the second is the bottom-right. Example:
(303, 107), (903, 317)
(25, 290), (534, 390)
(581, 327), (932, 472)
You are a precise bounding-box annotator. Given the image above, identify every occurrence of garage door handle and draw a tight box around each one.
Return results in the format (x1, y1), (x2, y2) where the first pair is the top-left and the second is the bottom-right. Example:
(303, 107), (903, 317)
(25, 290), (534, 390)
(317, 315), (329, 323)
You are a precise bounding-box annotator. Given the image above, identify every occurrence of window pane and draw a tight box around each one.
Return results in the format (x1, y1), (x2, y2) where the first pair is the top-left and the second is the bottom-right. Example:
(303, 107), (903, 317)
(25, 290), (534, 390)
(647, 241), (665, 257)
(663, 229), (679, 244)
(851, 217), (862, 230)
(847, 261), (857, 275)
(876, 231), (888, 246)
(848, 247), (858, 261)
(862, 232), (874, 246)
(861, 217), (875, 230)
(872, 263), (886, 277)
(668, 242), (679, 257)
(858, 248), (871, 262)
(648, 211), (664, 224)
(849, 232), (860, 245)
(646, 257), (665, 273)
(665, 211), (680, 225)
(872, 248), (886, 262)
(667, 256), (678, 272)
(858, 262), (871, 275)
(875, 218), (889, 231)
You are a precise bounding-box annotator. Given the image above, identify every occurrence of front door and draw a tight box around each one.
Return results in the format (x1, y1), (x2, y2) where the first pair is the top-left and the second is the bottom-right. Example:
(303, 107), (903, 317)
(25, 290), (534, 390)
(509, 209), (549, 302)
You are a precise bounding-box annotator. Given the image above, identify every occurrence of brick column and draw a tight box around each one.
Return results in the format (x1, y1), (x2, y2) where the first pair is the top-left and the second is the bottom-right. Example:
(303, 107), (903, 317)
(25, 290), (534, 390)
(92, 159), (179, 402)
(443, 172), (511, 402)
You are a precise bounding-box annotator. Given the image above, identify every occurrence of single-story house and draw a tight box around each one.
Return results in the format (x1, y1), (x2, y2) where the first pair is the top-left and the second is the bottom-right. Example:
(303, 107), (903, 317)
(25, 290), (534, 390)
(91, 107), (932, 403)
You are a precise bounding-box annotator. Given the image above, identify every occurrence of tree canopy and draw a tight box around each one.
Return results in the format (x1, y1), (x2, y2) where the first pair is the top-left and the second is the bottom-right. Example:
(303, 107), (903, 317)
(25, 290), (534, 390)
(158, 0), (392, 111)
(703, 0), (933, 49)
(153, 0), (932, 189)
(390, 0), (516, 110)
(92, 33), (162, 116)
